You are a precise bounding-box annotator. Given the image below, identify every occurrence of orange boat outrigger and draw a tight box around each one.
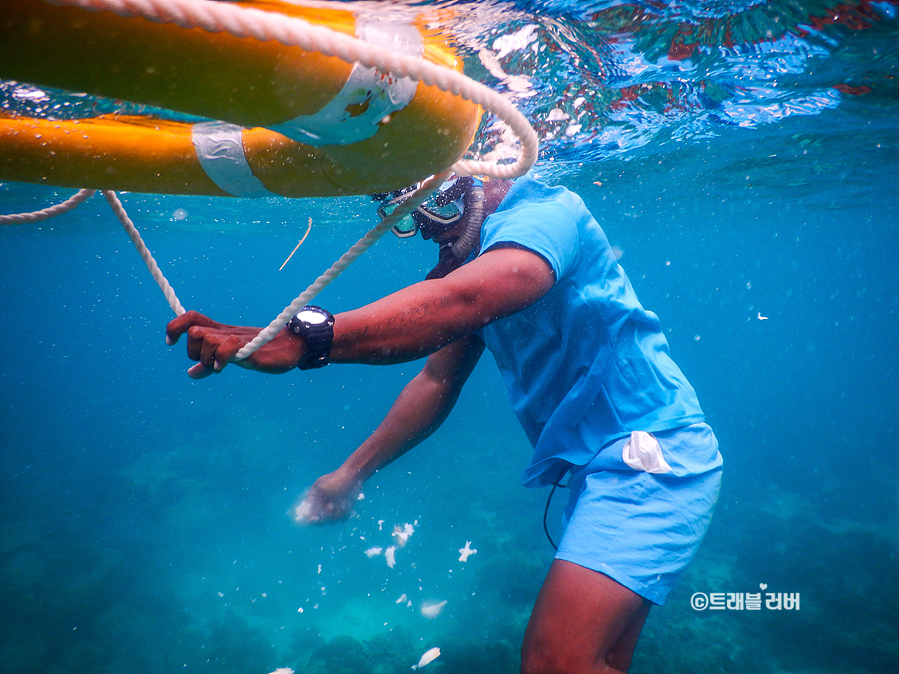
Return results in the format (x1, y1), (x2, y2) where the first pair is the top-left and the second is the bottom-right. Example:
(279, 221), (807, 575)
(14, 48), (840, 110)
(0, 0), (482, 197)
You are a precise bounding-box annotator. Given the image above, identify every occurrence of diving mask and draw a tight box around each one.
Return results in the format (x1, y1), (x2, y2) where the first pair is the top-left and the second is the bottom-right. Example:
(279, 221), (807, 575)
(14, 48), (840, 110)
(375, 177), (473, 239)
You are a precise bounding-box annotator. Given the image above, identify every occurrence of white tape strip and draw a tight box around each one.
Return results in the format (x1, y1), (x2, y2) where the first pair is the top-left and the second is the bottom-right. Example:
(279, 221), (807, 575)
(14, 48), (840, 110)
(191, 121), (275, 198)
(270, 19), (423, 147)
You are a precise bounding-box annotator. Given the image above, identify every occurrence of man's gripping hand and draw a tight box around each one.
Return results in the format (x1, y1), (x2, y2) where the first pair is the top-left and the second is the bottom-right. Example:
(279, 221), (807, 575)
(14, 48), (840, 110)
(166, 310), (304, 379)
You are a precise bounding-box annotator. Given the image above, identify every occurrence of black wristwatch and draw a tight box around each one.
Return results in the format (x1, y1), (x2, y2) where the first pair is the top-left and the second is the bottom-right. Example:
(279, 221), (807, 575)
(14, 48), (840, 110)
(287, 305), (335, 370)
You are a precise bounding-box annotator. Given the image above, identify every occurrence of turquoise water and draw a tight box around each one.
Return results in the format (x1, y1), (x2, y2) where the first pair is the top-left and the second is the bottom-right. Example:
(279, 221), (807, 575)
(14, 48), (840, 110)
(2, 1), (898, 673)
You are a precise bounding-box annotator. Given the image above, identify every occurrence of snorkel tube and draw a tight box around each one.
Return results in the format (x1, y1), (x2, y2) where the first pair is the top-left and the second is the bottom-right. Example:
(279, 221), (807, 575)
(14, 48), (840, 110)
(425, 177), (486, 280)
(451, 178), (485, 260)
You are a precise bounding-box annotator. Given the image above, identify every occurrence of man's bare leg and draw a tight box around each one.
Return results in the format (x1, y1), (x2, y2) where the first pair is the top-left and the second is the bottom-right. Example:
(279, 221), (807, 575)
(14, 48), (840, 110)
(521, 559), (651, 674)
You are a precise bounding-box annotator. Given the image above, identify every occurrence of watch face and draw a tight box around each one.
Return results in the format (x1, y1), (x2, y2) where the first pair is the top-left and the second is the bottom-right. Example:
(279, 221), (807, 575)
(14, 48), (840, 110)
(298, 309), (327, 324)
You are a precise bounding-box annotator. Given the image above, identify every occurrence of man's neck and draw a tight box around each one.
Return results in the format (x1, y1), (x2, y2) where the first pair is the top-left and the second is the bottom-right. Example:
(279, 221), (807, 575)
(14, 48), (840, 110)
(483, 180), (512, 216)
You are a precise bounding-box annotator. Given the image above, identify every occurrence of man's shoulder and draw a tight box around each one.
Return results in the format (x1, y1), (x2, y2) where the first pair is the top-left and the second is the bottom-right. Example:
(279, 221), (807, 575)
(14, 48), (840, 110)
(480, 180), (583, 282)
(506, 174), (574, 205)
(502, 176), (591, 225)
(493, 177), (579, 227)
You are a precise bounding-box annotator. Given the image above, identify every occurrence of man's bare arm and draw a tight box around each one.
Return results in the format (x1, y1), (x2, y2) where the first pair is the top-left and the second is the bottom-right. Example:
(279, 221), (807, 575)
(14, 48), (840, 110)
(166, 246), (554, 377)
(298, 335), (485, 523)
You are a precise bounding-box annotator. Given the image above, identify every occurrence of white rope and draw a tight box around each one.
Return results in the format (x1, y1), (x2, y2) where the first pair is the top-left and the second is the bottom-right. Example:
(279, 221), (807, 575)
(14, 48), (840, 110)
(102, 191), (186, 316)
(0, 188), (96, 225)
(6, 0), (541, 362)
(47, 0), (539, 179)
(2, 179), (445, 361)
(234, 172), (450, 360)
(1, 188), (187, 314)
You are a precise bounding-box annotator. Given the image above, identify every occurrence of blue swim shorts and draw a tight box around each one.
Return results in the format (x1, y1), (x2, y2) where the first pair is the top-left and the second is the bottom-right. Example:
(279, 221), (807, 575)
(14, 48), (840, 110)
(555, 423), (723, 605)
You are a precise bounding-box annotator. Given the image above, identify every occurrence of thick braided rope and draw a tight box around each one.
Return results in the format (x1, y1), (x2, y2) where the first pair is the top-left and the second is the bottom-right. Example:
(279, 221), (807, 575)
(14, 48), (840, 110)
(234, 172), (450, 360)
(48, 0), (539, 179)
(0, 188), (96, 225)
(103, 190), (186, 316)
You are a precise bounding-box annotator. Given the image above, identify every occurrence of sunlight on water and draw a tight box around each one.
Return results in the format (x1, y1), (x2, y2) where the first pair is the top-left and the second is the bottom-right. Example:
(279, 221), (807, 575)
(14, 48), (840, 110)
(3, 0), (896, 174)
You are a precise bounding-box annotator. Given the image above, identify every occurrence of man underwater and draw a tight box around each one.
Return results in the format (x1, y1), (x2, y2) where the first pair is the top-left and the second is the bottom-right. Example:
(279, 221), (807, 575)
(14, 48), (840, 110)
(166, 174), (723, 674)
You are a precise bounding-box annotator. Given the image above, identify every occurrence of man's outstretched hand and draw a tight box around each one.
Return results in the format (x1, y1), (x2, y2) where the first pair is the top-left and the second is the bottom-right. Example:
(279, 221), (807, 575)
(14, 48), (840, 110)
(166, 310), (304, 379)
(293, 469), (362, 525)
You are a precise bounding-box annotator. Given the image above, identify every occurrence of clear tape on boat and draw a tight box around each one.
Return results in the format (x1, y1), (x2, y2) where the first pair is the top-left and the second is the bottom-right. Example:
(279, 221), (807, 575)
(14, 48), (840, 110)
(191, 123), (278, 199)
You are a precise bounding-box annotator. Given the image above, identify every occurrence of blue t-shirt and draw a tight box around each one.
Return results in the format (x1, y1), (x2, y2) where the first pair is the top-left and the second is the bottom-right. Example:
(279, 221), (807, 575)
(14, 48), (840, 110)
(475, 176), (705, 487)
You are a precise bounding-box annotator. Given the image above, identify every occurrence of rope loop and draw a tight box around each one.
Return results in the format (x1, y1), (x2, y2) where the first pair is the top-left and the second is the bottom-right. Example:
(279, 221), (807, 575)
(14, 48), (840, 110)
(4, 0), (540, 363)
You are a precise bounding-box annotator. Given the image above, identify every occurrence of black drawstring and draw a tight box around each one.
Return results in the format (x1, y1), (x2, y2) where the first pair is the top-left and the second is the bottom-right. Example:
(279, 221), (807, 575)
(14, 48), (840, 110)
(543, 480), (568, 551)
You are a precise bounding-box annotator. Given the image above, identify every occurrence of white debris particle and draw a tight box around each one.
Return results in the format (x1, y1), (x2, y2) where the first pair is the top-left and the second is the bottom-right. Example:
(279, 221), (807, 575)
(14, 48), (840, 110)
(420, 600), (447, 619)
(412, 646), (442, 670)
(393, 522), (415, 547)
(458, 541), (478, 562)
